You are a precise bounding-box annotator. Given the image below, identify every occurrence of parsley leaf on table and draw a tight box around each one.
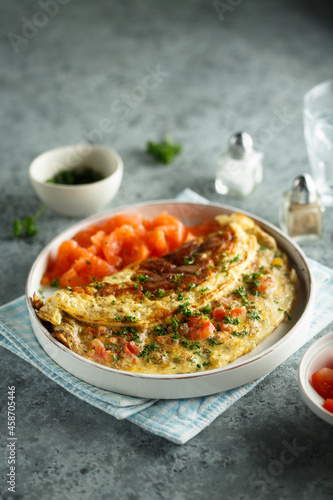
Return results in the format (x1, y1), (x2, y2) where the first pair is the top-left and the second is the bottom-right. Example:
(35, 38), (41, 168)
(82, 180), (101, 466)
(13, 205), (46, 238)
(146, 136), (182, 164)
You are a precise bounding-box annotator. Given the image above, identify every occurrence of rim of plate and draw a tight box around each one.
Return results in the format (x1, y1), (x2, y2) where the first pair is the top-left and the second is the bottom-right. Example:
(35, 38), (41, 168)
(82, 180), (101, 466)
(26, 199), (314, 381)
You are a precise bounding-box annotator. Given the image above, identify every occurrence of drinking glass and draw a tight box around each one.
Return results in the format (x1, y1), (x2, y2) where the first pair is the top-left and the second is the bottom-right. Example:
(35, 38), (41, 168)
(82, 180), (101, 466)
(303, 80), (333, 206)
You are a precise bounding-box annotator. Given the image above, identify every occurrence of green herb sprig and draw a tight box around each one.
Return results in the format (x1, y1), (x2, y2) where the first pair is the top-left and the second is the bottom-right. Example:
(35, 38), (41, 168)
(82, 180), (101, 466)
(146, 136), (182, 165)
(13, 206), (46, 238)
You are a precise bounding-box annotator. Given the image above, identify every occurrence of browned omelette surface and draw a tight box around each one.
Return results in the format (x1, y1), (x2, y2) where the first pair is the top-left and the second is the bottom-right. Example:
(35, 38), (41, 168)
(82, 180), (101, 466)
(32, 213), (297, 374)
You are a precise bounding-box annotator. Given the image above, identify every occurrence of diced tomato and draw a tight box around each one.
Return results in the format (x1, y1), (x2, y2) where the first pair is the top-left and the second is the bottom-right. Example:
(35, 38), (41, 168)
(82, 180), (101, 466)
(83, 326), (99, 337)
(213, 306), (227, 321)
(312, 367), (333, 400)
(150, 212), (186, 250)
(103, 225), (149, 267)
(73, 255), (115, 282)
(86, 338), (106, 360)
(186, 219), (220, 239)
(123, 239), (150, 266)
(102, 230), (123, 267)
(73, 225), (102, 247)
(41, 211), (228, 291)
(216, 323), (232, 333)
(42, 240), (91, 285)
(58, 268), (87, 288)
(102, 213), (146, 234)
(255, 274), (275, 292)
(323, 398), (333, 414)
(187, 316), (215, 341)
(213, 305), (246, 321)
(40, 273), (52, 286)
(230, 306), (247, 317)
(146, 226), (169, 256)
(89, 230), (107, 257)
(121, 341), (139, 357)
(98, 326), (109, 336)
(56, 240), (91, 270)
(127, 341), (141, 356)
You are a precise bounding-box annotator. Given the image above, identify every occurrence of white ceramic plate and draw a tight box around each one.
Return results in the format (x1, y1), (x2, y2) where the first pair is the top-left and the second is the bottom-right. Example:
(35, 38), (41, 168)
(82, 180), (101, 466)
(26, 201), (314, 399)
(298, 331), (333, 425)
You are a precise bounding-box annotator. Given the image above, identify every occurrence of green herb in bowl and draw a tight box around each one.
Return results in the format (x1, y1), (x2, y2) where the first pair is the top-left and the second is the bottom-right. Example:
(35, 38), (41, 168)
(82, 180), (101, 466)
(47, 166), (104, 185)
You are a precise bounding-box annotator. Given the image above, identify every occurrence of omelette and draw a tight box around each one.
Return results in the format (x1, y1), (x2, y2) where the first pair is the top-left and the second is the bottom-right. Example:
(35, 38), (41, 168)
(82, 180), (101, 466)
(32, 213), (297, 374)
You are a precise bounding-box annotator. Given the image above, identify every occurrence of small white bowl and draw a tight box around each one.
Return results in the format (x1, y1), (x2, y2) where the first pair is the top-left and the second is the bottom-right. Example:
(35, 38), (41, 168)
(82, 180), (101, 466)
(298, 331), (333, 425)
(29, 144), (123, 217)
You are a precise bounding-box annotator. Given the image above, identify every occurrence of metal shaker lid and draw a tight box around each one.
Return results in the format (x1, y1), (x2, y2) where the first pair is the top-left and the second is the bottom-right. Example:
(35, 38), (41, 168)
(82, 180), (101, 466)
(291, 173), (317, 204)
(228, 132), (254, 159)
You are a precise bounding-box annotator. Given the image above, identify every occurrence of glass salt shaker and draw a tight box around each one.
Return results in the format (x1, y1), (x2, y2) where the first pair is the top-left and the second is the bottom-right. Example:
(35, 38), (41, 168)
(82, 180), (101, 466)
(280, 173), (324, 242)
(215, 132), (264, 197)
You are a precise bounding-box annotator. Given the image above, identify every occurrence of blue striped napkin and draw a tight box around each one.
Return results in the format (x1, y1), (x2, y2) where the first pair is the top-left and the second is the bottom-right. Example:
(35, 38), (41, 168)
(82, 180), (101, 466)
(1, 189), (333, 444)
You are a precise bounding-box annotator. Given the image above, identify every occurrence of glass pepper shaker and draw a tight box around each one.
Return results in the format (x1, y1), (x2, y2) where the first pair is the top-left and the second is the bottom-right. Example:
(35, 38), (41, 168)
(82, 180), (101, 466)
(280, 173), (324, 241)
(215, 132), (264, 197)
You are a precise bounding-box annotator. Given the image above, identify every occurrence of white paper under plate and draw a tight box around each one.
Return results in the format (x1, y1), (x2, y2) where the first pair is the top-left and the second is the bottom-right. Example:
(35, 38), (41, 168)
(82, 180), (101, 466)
(26, 201), (314, 399)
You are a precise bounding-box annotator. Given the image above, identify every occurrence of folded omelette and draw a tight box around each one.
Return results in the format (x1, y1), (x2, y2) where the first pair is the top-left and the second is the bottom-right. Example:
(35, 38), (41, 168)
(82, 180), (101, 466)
(32, 213), (297, 374)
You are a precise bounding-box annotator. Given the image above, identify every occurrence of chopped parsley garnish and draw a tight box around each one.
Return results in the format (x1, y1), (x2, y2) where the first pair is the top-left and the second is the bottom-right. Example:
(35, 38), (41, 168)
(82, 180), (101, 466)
(247, 309), (261, 320)
(117, 326), (140, 341)
(155, 325), (168, 336)
(90, 281), (104, 290)
(184, 255), (195, 265)
(170, 317), (179, 333)
(177, 292), (184, 301)
(123, 315), (137, 323)
(50, 277), (60, 288)
(224, 316), (239, 325)
(233, 330), (248, 337)
(189, 282), (197, 290)
(174, 273), (184, 286)
(47, 166), (103, 185)
(137, 274), (149, 284)
(139, 342), (159, 358)
(157, 289), (165, 298)
(179, 301), (192, 317)
(243, 272), (263, 295)
(285, 311), (292, 321)
(209, 338), (224, 346)
(202, 305), (212, 314)
(233, 286), (248, 304)
(230, 254), (241, 264)
(189, 342), (201, 350)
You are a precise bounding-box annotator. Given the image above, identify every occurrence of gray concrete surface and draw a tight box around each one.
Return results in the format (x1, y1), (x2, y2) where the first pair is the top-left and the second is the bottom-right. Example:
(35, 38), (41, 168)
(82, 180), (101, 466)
(1, 0), (333, 498)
